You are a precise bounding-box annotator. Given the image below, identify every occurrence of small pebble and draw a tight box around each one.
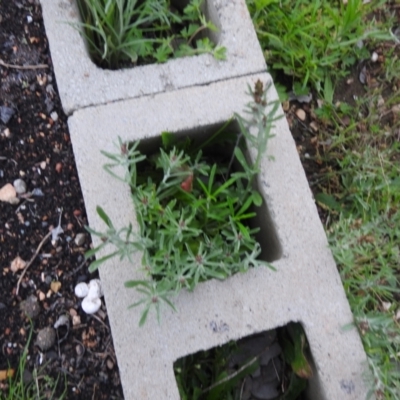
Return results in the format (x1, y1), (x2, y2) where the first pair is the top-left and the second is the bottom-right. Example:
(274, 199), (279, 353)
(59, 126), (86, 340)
(10, 256), (26, 273)
(32, 188), (44, 197)
(20, 295), (41, 319)
(35, 327), (56, 351)
(50, 281), (62, 293)
(72, 315), (81, 326)
(26, 15), (33, 23)
(40, 161), (46, 169)
(0, 106), (15, 124)
(0, 183), (17, 203)
(54, 314), (69, 329)
(13, 179), (26, 194)
(309, 121), (319, 132)
(55, 163), (62, 173)
(50, 111), (58, 122)
(371, 52), (379, 62)
(106, 358), (114, 370)
(295, 108), (306, 121)
(74, 233), (86, 246)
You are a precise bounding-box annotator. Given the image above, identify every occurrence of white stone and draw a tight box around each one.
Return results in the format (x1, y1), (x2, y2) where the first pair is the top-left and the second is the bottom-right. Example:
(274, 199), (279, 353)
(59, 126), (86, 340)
(88, 279), (103, 298)
(81, 296), (101, 314)
(74, 282), (89, 298)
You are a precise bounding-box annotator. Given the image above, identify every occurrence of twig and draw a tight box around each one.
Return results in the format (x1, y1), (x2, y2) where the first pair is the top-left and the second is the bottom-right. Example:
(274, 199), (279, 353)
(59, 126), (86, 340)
(187, 25), (208, 46)
(16, 231), (52, 295)
(89, 313), (109, 331)
(0, 58), (48, 70)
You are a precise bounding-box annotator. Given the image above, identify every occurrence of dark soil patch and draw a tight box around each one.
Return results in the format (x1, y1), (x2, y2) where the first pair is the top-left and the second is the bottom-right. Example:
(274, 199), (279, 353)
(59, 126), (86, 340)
(0, 1), (122, 398)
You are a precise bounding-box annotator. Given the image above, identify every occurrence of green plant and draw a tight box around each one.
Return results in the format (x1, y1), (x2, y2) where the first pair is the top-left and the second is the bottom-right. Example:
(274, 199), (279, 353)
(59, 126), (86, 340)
(0, 323), (67, 400)
(247, 0), (390, 96)
(86, 80), (282, 325)
(174, 323), (312, 400)
(307, 88), (400, 398)
(74, 0), (226, 69)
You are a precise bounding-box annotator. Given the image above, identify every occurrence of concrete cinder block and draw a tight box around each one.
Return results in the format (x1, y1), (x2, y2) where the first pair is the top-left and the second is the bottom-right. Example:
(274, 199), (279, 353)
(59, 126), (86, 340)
(40, 0), (266, 115)
(68, 73), (370, 399)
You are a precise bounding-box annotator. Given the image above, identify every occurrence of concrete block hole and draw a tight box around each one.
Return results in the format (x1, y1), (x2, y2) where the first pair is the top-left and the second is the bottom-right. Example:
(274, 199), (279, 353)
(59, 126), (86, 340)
(132, 117), (282, 266)
(173, 322), (315, 400)
(74, 0), (222, 69)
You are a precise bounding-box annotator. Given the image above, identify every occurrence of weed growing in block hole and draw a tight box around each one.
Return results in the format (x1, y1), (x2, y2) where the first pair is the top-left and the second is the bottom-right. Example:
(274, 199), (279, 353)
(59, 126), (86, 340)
(73, 0), (226, 69)
(85, 80), (282, 325)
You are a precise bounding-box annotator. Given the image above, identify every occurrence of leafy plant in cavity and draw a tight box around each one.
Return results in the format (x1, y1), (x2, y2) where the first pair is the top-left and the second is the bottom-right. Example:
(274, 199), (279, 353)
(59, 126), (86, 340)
(74, 0), (226, 69)
(85, 80), (282, 326)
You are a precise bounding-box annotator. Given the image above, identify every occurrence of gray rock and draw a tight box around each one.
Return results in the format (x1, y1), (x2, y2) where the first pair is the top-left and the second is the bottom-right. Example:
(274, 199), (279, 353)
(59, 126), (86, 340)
(20, 295), (40, 319)
(13, 179), (27, 195)
(74, 233), (86, 246)
(32, 188), (44, 197)
(35, 327), (56, 351)
(0, 106), (15, 124)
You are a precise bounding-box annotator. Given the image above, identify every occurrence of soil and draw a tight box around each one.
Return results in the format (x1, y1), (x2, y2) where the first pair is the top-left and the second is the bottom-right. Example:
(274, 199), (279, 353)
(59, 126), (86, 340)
(0, 1), (122, 398)
(0, 0), (398, 399)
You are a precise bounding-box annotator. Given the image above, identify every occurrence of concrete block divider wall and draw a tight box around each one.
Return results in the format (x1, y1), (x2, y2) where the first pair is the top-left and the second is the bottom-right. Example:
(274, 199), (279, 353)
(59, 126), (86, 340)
(67, 73), (370, 400)
(40, 0), (266, 115)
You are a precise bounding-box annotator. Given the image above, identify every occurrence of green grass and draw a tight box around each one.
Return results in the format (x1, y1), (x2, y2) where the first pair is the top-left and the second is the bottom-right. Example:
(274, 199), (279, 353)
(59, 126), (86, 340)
(0, 324), (67, 400)
(248, 0), (400, 398)
(313, 96), (400, 399)
(247, 0), (390, 97)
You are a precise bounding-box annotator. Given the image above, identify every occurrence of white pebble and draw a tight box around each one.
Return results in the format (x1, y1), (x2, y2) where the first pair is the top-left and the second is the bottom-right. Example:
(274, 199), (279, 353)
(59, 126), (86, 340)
(50, 111), (58, 122)
(88, 279), (103, 298)
(371, 52), (378, 62)
(74, 282), (89, 298)
(81, 296), (101, 314)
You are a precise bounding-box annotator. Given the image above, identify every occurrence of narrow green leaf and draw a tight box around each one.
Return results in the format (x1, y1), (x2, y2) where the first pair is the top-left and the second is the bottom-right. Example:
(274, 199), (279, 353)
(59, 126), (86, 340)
(88, 251), (119, 272)
(252, 190), (263, 207)
(96, 206), (114, 228)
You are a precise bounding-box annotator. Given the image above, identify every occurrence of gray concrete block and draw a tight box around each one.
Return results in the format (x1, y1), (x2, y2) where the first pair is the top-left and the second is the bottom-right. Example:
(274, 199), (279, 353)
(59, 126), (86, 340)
(40, 0), (266, 115)
(68, 73), (370, 399)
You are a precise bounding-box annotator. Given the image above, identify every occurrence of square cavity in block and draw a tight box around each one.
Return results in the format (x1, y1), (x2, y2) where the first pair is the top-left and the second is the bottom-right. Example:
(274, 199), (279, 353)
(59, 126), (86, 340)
(173, 322), (315, 399)
(75, 0), (222, 70)
(131, 118), (282, 274)
(40, 0), (266, 114)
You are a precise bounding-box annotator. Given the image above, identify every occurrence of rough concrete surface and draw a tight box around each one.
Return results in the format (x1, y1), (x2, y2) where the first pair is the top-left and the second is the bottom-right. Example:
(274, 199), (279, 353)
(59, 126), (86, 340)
(68, 73), (370, 400)
(40, 0), (266, 115)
